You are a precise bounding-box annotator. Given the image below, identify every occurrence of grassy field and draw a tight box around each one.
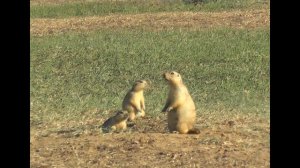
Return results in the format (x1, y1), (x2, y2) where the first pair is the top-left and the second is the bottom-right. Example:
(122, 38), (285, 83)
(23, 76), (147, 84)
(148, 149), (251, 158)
(30, 0), (270, 167)
(30, 28), (269, 122)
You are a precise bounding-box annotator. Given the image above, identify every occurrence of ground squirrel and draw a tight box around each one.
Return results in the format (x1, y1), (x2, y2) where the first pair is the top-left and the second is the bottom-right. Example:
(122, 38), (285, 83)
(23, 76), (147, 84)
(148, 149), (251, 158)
(122, 80), (147, 121)
(162, 71), (200, 134)
(101, 110), (129, 133)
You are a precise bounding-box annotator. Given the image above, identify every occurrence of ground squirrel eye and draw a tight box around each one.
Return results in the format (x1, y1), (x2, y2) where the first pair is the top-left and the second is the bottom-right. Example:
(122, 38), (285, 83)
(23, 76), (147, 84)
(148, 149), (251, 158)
(171, 72), (174, 75)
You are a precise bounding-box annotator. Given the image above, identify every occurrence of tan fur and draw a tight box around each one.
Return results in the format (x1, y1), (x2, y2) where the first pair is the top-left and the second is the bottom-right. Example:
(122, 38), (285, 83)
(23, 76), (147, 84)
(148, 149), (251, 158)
(162, 71), (200, 134)
(122, 80), (147, 121)
(101, 110), (129, 133)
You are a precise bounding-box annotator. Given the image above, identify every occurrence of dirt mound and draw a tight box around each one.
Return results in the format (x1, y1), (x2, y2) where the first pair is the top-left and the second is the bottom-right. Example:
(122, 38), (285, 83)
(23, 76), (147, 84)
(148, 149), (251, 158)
(31, 113), (269, 167)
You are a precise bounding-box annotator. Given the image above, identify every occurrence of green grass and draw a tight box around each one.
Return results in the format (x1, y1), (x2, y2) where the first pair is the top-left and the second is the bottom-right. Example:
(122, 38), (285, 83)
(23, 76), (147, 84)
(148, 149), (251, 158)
(30, 28), (270, 122)
(30, 0), (269, 18)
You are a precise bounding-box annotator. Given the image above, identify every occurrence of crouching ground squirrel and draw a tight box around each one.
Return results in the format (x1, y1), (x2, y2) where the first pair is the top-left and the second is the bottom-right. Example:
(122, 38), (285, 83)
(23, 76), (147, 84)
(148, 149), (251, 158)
(101, 110), (129, 133)
(122, 80), (147, 121)
(162, 71), (200, 134)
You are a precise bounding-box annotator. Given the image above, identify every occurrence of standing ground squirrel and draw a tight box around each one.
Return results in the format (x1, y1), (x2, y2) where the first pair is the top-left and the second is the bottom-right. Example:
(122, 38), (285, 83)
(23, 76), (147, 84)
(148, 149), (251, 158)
(122, 80), (147, 121)
(162, 71), (200, 134)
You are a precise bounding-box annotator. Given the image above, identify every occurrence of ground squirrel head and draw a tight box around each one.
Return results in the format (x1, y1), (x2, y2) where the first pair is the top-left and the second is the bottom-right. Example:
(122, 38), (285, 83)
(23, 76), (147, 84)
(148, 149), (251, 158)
(114, 110), (129, 122)
(163, 71), (183, 85)
(132, 80), (147, 91)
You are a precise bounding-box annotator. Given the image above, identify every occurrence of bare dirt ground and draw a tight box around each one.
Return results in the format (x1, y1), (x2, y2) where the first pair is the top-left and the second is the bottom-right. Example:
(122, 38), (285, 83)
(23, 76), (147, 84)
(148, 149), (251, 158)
(31, 109), (270, 168)
(30, 9), (269, 36)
